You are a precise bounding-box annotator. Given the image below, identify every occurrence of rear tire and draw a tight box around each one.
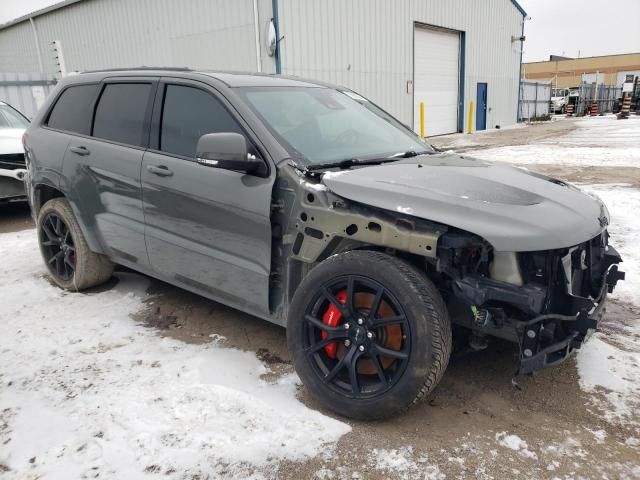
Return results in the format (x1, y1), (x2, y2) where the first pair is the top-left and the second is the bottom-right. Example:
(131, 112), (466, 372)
(37, 198), (114, 291)
(288, 250), (452, 420)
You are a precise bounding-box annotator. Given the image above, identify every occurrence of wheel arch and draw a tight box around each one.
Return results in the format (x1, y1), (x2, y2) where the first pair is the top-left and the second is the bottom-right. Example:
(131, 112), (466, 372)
(286, 239), (429, 315)
(33, 183), (106, 255)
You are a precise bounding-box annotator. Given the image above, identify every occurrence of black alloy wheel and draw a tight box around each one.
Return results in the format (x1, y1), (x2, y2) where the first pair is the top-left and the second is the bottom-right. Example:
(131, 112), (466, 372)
(39, 212), (76, 281)
(303, 275), (411, 399)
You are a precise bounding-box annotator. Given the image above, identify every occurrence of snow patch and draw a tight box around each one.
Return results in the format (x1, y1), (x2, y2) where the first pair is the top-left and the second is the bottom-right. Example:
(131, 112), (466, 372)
(495, 432), (538, 460)
(576, 335), (640, 424)
(370, 446), (444, 480)
(0, 229), (350, 478)
(473, 145), (640, 168)
(581, 184), (640, 306)
(625, 437), (639, 447)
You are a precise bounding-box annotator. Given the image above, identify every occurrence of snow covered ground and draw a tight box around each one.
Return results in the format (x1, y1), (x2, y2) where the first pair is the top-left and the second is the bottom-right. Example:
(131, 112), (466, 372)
(0, 230), (350, 479)
(575, 185), (640, 425)
(470, 116), (640, 168)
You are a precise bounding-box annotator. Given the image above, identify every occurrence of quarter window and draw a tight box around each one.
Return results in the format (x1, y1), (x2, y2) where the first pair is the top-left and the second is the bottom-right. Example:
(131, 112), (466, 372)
(47, 84), (98, 135)
(92, 83), (151, 147)
(160, 84), (242, 158)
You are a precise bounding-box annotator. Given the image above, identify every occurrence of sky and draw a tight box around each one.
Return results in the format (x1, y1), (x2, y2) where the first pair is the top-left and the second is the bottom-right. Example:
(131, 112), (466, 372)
(518, 0), (640, 62)
(1, 0), (639, 62)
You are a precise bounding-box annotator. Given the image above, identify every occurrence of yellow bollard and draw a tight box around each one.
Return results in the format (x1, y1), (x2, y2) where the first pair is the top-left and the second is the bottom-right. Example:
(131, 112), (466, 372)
(419, 102), (425, 138)
(467, 101), (474, 134)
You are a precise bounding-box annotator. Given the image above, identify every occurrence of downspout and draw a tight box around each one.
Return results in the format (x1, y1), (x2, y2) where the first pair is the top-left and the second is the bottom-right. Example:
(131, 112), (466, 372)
(517, 16), (525, 122)
(271, 0), (281, 74)
(252, 0), (262, 72)
(29, 17), (45, 74)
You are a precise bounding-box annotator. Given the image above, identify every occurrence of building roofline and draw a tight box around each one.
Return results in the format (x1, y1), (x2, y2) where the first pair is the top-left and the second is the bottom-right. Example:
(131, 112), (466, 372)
(524, 52), (640, 65)
(510, 0), (527, 17)
(0, 0), (83, 30)
(2, 0), (527, 31)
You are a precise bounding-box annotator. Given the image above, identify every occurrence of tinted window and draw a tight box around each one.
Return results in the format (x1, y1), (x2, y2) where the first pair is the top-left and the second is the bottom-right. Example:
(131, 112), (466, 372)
(160, 84), (242, 158)
(47, 84), (98, 135)
(93, 83), (151, 147)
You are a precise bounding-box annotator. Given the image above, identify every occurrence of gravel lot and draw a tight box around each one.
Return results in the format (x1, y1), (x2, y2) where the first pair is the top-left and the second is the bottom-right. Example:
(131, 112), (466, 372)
(1, 115), (639, 479)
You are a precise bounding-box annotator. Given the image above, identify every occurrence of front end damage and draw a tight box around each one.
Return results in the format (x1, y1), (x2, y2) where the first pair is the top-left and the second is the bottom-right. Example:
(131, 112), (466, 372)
(280, 162), (625, 376)
(441, 231), (625, 375)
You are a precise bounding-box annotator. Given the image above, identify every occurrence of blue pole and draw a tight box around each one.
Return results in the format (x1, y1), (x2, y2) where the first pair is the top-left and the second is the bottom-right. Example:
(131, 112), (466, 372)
(272, 0), (281, 74)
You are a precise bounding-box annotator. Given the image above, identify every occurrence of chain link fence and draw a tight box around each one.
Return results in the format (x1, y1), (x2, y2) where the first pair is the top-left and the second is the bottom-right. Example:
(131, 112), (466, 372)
(574, 83), (622, 116)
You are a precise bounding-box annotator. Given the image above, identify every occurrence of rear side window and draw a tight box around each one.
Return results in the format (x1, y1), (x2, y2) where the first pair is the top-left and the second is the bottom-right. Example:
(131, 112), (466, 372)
(160, 84), (242, 158)
(93, 83), (151, 147)
(47, 84), (98, 135)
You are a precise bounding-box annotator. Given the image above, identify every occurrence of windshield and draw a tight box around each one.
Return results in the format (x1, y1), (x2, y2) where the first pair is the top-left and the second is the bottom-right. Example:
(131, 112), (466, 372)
(237, 87), (432, 165)
(0, 105), (29, 129)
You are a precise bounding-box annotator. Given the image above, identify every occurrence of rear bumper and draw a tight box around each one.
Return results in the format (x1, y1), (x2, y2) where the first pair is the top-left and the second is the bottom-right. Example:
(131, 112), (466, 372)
(518, 263), (625, 375)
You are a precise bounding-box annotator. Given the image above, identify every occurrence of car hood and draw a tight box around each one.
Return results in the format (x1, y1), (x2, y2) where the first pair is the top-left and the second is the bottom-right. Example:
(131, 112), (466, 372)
(321, 153), (608, 252)
(0, 128), (25, 155)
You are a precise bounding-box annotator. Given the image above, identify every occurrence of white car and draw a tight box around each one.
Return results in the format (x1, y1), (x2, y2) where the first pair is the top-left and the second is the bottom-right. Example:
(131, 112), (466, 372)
(0, 101), (29, 202)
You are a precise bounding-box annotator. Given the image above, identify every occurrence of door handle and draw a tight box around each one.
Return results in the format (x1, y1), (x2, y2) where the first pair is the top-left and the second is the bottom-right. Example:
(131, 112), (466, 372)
(69, 146), (90, 156)
(147, 165), (173, 177)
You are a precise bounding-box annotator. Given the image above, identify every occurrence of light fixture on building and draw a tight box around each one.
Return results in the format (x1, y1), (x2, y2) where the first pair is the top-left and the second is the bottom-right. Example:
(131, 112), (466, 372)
(266, 19), (277, 56)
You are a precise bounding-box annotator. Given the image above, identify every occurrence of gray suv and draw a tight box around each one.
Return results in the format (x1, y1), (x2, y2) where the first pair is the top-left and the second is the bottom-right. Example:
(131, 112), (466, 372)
(24, 69), (624, 419)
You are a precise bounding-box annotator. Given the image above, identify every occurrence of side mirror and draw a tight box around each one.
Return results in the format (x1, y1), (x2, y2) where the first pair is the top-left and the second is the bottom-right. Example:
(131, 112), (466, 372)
(196, 132), (263, 174)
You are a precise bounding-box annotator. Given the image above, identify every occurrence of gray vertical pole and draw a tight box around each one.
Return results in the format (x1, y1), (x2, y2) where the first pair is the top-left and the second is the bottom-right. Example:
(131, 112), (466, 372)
(29, 17), (45, 74)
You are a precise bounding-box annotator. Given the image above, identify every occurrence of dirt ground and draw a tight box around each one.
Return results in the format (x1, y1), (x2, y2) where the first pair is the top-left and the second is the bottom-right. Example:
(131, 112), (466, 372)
(2, 117), (639, 479)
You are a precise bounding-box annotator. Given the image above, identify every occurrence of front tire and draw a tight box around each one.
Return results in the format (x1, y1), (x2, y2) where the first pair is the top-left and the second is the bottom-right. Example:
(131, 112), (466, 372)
(288, 250), (452, 420)
(37, 198), (114, 291)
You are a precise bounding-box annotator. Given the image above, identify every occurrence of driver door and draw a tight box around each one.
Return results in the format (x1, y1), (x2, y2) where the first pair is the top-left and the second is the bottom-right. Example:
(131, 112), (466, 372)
(141, 79), (274, 315)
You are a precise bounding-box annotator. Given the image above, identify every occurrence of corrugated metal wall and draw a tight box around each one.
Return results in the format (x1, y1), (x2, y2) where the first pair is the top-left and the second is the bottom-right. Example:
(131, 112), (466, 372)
(0, 0), (273, 75)
(0, 0), (523, 131)
(0, 73), (55, 118)
(278, 0), (523, 131)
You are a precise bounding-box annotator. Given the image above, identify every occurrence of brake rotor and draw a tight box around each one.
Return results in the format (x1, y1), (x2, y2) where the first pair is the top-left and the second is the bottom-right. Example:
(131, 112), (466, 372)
(321, 290), (403, 374)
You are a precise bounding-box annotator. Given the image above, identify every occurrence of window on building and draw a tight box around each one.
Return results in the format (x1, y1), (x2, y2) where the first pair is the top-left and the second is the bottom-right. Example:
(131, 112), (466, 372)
(92, 83), (151, 147)
(160, 84), (243, 158)
(47, 84), (98, 135)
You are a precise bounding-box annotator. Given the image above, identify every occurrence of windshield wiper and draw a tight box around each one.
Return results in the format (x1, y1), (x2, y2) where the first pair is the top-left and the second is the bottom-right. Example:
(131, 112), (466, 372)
(306, 150), (432, 172)
(390, 150), (432, 158)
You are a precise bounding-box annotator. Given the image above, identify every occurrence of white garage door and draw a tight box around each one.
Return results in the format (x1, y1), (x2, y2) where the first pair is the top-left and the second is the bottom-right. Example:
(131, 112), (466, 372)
(413, 27), (460, 137)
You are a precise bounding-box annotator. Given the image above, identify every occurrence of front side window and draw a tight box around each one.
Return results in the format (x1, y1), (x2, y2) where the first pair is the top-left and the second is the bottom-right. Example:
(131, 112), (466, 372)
(160, 84), (243, 158)
(237, 87), (431, 165)
(0, 105), (29, 129)
(92, 83), (151, 147)
(47, 84), (98, 135)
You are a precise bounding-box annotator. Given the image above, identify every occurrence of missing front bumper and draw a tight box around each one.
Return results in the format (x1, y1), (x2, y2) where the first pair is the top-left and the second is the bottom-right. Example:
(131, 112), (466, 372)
(517, 265), (625, 375)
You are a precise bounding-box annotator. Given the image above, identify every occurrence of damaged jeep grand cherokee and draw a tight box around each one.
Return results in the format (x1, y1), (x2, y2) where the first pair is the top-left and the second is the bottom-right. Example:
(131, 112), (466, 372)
(24, 70), (624, 419)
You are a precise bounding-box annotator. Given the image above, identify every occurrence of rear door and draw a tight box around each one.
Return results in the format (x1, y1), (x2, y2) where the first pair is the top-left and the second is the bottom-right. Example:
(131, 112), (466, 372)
(141, 79), (274, 314)
(61, 78), (157, 267)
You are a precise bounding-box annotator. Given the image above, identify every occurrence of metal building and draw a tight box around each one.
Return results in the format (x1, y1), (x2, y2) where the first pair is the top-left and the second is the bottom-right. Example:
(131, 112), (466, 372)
(0, 0), (526, 135)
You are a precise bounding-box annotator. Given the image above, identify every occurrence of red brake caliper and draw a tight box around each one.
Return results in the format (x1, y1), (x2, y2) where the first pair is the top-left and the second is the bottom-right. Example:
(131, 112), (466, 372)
(321, 289), (347, 359)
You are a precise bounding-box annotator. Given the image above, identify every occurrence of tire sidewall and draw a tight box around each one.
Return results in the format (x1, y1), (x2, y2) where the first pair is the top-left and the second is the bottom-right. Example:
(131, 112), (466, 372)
(288, 251), (442, 419)
(37, 199), (90, 291)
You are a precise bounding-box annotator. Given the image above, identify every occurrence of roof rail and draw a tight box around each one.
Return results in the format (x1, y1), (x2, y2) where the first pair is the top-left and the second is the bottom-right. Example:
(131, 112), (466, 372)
(81, 66), (192, 74)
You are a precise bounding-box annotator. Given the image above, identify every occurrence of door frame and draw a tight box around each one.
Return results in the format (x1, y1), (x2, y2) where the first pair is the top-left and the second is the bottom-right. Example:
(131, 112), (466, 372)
(411, 22), (466, 135)
(476, 82), (488, 131)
